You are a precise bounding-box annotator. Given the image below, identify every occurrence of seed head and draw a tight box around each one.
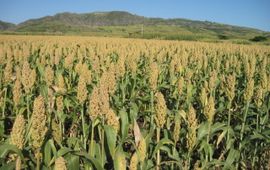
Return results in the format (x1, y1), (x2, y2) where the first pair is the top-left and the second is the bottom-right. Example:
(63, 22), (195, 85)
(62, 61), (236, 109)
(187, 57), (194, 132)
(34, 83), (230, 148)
(64, 53), (74, 70)
(56, 75), (65, 93)
(177, 77), (184, 95)
(105, 108), (119, 132)
(88, 86), (101, 120)
(137, 137), (147, 162)
(45, 66), (54, 86)
(55, 156), (67, 170)
(107, 67), (117, 94)
(200, 87), (207, 108)
(21, 61), (36, 93)
(52, 119), (62, 145)
(119, 154), (126, 170)
(56, 96), (64, 113)
(81, 63), (92, 84)
(129, 152), (138, 170)
(149, 62), (159, 91)
(187, 106), (197, 151)
(155, 92), (167, 128)
(254, 86), (263, 108)
(260, 72), (267, 92)
(223, 73), (236, 102)
(99, 84), (110, 115)
(204, 95), (215, 123)
(116, 56), (126, 78)
(10, 114), (25, 149)
(13, 79), (22, 107)
(30, 95), (47, 149)
(244, 78), (254, 103)
(208, 71), (217, 92)
(4, 59), (13, 84)
(173, 111), (182, 143)
(77, 76), (88, 105)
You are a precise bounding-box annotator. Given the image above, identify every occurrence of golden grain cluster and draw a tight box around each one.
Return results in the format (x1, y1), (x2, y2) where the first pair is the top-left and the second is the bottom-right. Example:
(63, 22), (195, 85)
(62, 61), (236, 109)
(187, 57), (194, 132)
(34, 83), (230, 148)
(0, 35), (269, 169)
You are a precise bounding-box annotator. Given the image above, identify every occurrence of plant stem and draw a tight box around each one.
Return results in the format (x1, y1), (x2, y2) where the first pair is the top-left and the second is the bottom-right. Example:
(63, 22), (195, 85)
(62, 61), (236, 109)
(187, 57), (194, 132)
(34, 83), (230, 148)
(207, 121), (211, 144)
(226, 101), (232, 142)
(176, 95), (181, 111)
(101, 118), (105, 167)
(81, 108), (86, 148)
(121, 78), (125, 104)
(26, 94), (30, 121)
(90, 122), (95, 157)
(252, 109), (260, 168)
(239, 102), (249, 149)
(131, 74), (137, 99)
(156, 127), (160, 170)
(186, 152), (191, 170)
(1, 88), (7, 119)
(36, 152), (40, 170)
(238, 101), (250, 168)
(150, 90), (154, 126)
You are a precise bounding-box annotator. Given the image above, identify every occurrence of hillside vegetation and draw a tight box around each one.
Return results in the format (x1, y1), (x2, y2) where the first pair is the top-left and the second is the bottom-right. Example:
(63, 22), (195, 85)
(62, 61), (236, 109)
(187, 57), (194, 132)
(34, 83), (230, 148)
(0, 11), (269, 43)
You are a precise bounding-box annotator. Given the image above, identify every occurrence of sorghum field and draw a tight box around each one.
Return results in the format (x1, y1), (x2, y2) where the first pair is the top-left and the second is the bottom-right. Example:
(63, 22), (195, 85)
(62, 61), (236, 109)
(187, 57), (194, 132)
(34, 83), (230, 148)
(0, 35), (269, 170)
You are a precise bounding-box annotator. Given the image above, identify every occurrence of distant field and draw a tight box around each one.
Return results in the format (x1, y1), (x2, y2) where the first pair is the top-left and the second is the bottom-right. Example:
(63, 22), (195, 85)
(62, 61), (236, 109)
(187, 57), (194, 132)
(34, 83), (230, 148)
(1, 25), (270, 45)
(0, 35), (270, 169)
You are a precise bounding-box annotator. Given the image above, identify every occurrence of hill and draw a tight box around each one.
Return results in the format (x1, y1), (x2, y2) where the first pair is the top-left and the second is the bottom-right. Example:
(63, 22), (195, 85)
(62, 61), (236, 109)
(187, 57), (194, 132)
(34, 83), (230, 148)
(1, 11), (269, 43)
(0, 20), (15, 30)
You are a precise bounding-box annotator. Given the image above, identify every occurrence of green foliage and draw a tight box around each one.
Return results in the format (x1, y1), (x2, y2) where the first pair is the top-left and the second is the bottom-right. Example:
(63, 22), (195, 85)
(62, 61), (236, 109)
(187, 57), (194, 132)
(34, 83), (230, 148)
(1, 11), (268, 42)
(250, 36), (268, 42)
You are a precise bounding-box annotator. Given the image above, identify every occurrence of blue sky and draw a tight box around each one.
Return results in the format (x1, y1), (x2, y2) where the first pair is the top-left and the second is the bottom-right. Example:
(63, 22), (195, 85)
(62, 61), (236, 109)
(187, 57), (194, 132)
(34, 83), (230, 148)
(0, 0), (269, 31)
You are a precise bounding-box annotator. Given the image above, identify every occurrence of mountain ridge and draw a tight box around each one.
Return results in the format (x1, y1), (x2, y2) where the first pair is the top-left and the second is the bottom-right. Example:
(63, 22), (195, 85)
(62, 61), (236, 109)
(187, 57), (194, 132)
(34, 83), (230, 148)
(0, 11), (269, 42)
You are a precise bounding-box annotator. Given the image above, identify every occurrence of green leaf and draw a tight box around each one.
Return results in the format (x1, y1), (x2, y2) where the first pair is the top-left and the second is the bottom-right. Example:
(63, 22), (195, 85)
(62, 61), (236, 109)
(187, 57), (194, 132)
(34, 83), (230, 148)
(0, 144), (24, 160)
(104, 125), (117, 158)
(73, 151), (103, 170)
(0, 161), (15, 170)
(161, 146), (180, 161)
(216, 130), (226, 147)
(36, 62), (45, 77)
(224, 148), (239, 169)
(57, 147), (73, 157)
(119, 109), (129, 139)
(113, 147), (126, 170)
(65, 153), (80, 170)
(197, 122), (208, 141)
(250, 131), (268, 140)
(211, 122), (226, 134)
(130, 103), (139, 121)
(152, 138), (174, 157)
(43, 140), (52, 167)
(43, 139), (57, 166)
(0, 121), (4, 138)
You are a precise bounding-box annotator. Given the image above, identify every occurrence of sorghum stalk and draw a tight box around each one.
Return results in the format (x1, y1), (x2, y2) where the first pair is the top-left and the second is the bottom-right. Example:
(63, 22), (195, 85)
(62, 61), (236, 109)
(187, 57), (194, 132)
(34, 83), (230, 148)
(150, 90), (154, 127)
(81, 108), (86, 148)
(156, 127), (160, 170)
(239, 102), (250, 155)
(100, 118), (105, 167)
(89, 122), (95, 157)
(226, 101), (232, 141)
(1, 88), (7, 118)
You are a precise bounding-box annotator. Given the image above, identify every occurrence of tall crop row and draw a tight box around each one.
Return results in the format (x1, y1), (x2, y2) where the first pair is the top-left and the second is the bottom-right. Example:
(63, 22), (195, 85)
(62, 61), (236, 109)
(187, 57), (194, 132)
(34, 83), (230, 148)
(0, 35), (269, 169)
